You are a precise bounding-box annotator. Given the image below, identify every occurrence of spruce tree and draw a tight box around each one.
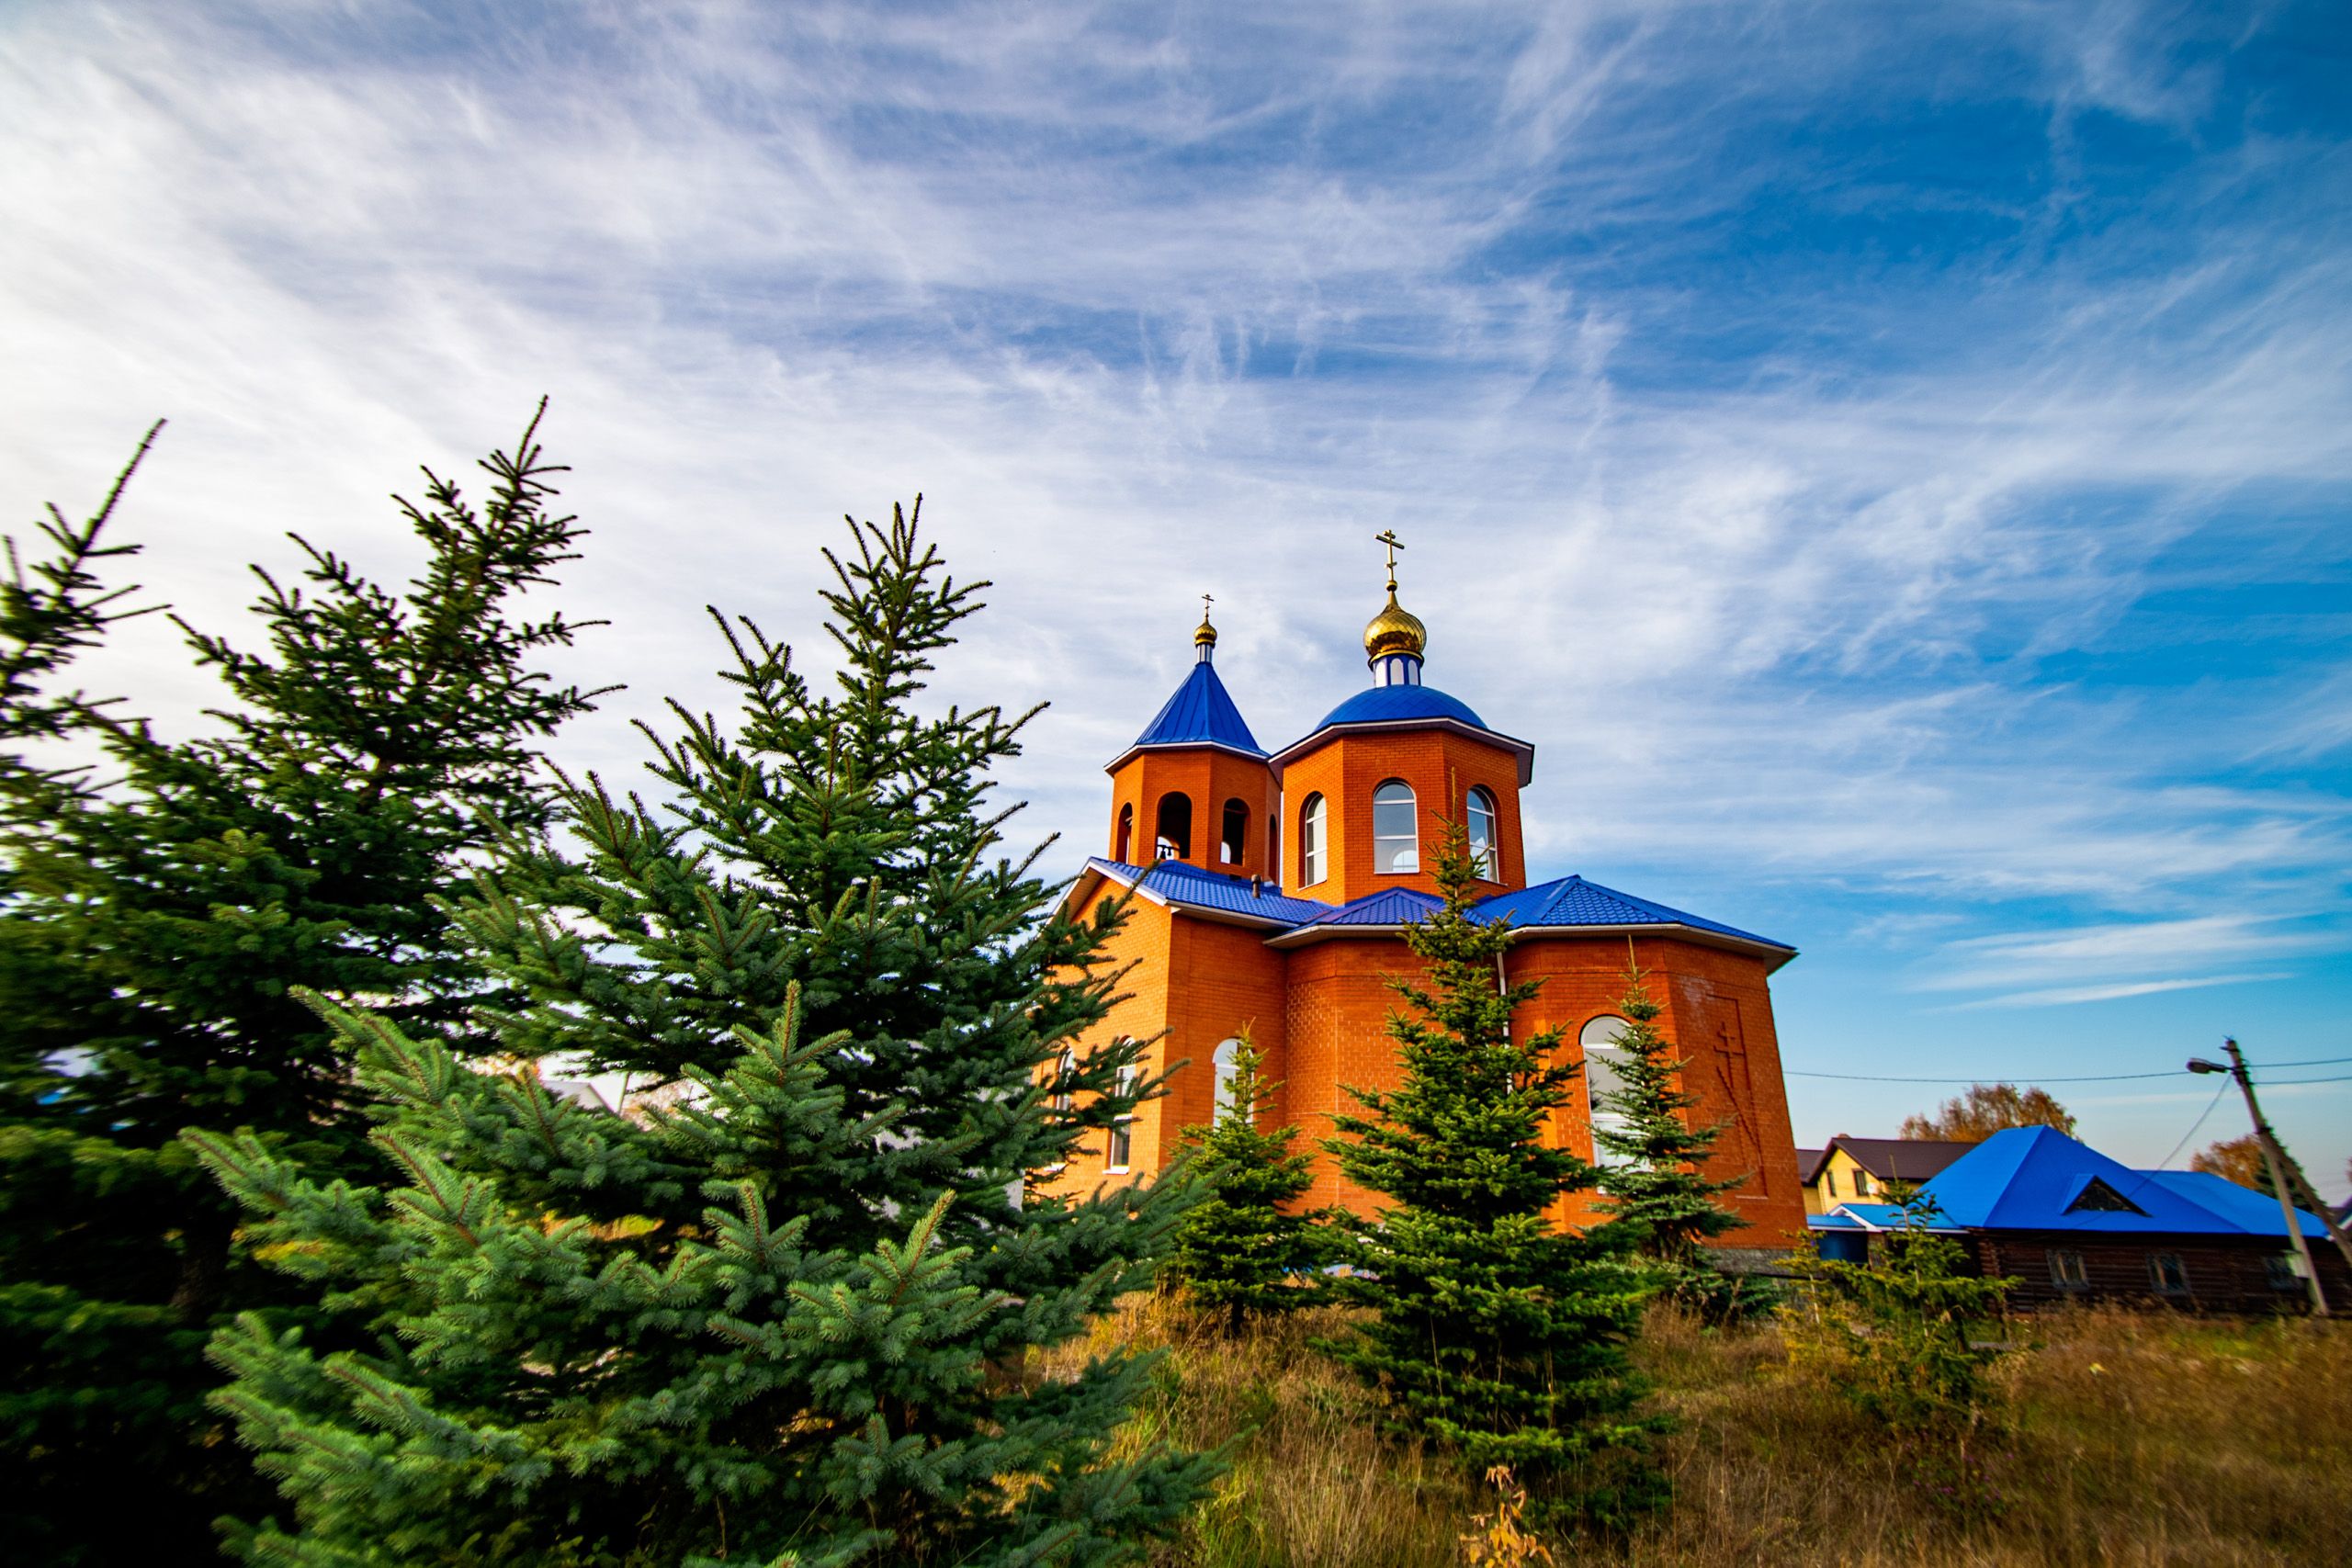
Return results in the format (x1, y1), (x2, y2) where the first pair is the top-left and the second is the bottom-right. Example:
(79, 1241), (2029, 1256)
(1323, 825), (1655, 1517)
(191, 505), (1217, 1565)
(1589, 964), (1763, 1317)
(1169, 1032), (1326, 1331)
(0, 408), (603, 1563)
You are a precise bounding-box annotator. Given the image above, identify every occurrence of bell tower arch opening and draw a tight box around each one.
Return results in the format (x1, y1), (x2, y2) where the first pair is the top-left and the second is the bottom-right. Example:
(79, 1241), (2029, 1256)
(1154, 793), (1193, 861)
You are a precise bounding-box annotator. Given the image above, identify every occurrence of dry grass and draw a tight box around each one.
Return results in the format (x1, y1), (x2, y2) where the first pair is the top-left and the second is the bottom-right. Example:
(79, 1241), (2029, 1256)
(1047, 1294), (2352, 1567)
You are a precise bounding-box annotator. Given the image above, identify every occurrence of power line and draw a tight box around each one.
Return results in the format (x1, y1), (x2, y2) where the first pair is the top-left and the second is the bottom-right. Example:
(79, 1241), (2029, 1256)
(2151, 1081), (2233, 1172)
(1785, 1068), (2184, 1084)
(1785, 1062), (2352, 1088)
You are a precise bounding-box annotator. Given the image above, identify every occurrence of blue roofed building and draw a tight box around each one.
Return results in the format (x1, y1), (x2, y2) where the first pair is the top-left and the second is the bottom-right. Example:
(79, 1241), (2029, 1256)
(1044, 558), (1811, 1254)
(1810, 1126), (2352, 1311)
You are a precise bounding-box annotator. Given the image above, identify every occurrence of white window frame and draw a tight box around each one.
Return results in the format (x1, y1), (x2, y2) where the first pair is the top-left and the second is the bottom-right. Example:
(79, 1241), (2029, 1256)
(1212, 1037), (1242, 1120)
(1466, 787), (1499, 879)
(1299, 793), (1328, 886)
(1372, 780), (1419, 874)
(1580, 1014), (1634, 1168)
(1105, 1062), (1137, 1172)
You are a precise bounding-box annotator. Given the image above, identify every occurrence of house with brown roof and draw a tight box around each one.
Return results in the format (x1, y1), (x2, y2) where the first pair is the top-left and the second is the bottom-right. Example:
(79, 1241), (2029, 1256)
(1798, 1135), (1976, 1216)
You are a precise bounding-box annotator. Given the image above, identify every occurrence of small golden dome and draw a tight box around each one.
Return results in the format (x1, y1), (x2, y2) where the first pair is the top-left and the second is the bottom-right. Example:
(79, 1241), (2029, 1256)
(1194, 614), (1218, 649)
(1363, 591), (1427, 662)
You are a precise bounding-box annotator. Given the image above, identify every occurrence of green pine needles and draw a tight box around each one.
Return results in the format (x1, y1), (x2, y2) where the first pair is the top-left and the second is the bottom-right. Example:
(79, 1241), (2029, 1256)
(0, 408), (604, 1562)
(1169, 1032), (1329, 1331)
(1782, 1183), (2017, 1439)
(1589, 964), (1768, 1318)
(1322, 825), (1656, 1519)
(191, 504), (1216, 1565)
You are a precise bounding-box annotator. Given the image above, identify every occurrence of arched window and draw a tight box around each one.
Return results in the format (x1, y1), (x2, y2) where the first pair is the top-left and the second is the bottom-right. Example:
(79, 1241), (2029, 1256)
(1372, 780), (1419, 874)
(1115, 803), (1134, 863)
(1106, 1059), (1137, 1172)
(1580, 1014), (1633, 1168)
(1466, 787), (1499, 879)
(1049, 1047), (1075, 1112)
(1213, 1036), (1242, 1119)
(1268, 814), (1280, 879)
(1220, 798), (1249, 864)
(1299, 793), (1328, 886)
(1154, 792), (1192, 860)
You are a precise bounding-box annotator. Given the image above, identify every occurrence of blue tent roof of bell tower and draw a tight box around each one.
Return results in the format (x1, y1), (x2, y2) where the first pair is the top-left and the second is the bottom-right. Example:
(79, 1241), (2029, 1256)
(1125, 660), (1266, 758)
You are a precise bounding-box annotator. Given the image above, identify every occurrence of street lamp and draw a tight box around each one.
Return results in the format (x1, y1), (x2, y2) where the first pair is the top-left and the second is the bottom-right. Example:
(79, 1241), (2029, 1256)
(2192, 1039), (2334, 1315)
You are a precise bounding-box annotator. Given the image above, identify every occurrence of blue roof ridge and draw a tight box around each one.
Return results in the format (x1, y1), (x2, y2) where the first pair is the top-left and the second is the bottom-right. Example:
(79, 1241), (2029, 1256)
(1467, 873), (1792, 952)
(1902, 1126), (2330, 1237)
(1081, 855), (1333, 926)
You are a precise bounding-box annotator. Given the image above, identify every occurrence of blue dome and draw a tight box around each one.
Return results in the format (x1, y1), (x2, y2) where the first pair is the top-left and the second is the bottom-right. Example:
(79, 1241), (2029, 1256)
(1314, 682), (1489, 732)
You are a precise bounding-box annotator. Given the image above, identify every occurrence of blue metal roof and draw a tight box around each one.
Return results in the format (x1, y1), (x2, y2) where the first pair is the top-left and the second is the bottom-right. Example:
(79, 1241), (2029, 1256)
(1903, 1127), (2329, 1237)
(1085, 856), (1332, 926)
(1470, 874), (1792, 952)
(1313, 682), (1489, 732)
(1125, 660), (1265, 758)
(2140, 1170), (2332, 1238)
(1286, 886), (1444, 931)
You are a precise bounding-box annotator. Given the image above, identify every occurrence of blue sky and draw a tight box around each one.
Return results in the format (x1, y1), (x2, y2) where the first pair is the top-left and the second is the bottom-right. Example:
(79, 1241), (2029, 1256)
(4, 2), (2347, 1191)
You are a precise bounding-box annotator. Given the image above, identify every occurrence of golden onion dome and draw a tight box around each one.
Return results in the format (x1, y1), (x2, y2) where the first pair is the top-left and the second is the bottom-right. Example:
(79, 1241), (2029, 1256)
(1363, 590), (1427, 662)
(1193, 613), (1218, 650)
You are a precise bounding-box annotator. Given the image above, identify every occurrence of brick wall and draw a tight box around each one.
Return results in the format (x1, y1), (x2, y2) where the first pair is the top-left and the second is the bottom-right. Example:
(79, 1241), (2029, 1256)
(1488, 934), (1807, 1249)
(1275, 728), (1525, 902)
(1106, 747), (1281, 880)
(1034, 880), (1172, 1204)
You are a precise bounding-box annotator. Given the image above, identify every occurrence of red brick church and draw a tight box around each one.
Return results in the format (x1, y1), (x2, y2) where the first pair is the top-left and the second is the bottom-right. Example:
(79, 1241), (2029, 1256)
(1047, 545), (1807, 1252)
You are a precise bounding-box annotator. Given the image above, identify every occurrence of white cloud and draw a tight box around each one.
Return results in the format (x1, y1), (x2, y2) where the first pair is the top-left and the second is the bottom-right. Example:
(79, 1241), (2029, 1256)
(0, 0), (2343, 1004)
(1948, 972), (2296, 1010)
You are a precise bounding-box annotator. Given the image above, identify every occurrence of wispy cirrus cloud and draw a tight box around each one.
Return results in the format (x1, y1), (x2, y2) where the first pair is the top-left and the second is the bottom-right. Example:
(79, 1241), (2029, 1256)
(2, 0), (2347, 1169)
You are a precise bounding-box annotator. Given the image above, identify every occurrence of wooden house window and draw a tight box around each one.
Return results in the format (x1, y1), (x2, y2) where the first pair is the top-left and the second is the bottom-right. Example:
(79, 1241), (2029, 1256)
(2147, 1253), (2189, 1295)
(2048, 1248), (2089, 1291)
(2067, 1178), (2148, 1215)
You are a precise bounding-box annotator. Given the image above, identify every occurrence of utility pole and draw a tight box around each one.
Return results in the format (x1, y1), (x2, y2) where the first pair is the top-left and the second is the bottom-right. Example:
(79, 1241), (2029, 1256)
(2188, 1039), (2332, 1316)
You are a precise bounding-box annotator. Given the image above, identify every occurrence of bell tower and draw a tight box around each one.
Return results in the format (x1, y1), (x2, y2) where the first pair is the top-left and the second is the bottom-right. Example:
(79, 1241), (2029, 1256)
(1102, 601), (1280, 881)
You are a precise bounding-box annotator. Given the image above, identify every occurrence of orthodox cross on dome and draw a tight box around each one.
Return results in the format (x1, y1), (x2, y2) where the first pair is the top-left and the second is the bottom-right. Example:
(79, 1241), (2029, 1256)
(1362, 529), (1427, 674)
(1193, 592), (1219, 660)
(1374, 528), (1405, 592)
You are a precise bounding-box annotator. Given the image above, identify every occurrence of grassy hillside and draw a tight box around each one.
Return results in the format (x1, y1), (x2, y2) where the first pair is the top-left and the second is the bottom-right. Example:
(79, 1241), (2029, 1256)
(1044, 1295), (2352, 1566)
